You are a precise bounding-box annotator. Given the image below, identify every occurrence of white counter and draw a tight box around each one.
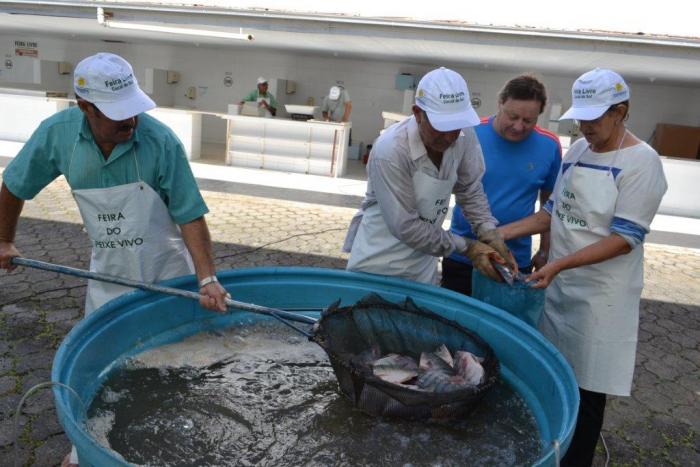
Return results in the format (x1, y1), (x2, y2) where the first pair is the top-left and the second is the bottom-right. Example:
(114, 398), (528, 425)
(0, 94), (207, 161)
(0, 93), (350, 177)
(657, 156), (700, 218)
(0, 91), (70, 157)
(147, 107), (203, 160)
(222, 114), (351, 177)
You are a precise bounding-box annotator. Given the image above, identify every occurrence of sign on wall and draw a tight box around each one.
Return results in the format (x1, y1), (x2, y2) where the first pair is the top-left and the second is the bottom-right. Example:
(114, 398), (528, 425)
(0, 46), (40, 85)
(14, 39), (38, 58)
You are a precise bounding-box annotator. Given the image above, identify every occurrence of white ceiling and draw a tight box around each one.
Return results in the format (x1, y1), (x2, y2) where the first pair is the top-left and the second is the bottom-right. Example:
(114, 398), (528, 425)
(1, 3), (699, 87)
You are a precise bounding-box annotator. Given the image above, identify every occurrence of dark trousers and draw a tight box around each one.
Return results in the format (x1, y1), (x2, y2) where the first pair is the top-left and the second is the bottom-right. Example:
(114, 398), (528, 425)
(441, 257), (475, 295)
(441, 257), (532, 296)
(561, 388), (607, 467)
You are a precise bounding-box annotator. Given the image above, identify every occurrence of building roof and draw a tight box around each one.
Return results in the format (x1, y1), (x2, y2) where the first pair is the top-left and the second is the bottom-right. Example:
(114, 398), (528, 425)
(1, 1), (699, 85)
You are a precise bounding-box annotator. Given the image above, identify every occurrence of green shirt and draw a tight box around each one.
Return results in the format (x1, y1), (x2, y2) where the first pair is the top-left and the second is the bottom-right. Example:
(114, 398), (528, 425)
(3, 106), (208, 224)
(242, 89), (278, 109)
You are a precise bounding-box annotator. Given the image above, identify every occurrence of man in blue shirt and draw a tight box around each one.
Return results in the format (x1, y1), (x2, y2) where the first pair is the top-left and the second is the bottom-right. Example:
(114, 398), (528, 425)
(442, 75), (561, 295)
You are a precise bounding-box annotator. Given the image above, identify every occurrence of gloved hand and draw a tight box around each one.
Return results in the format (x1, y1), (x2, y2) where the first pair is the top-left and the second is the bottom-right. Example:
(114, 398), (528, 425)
(478, 228), (518, 272)
(464, 241), (501, 282)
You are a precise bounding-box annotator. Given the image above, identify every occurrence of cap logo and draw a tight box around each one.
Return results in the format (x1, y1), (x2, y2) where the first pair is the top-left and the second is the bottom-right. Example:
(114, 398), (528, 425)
(439, 91), (465, 104)
(615, 82), (624, 92)
(77, 77), (86, 87)
(574, 88), (596, 99)
(104, 73), (134, 92)
(417, 89), (425, 97)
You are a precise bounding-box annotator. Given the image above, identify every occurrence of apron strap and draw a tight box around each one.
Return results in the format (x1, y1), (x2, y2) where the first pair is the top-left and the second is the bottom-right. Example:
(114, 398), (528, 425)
(66, 134), (142, 186)
(66, 135), (81, 186)
(131, 146), (142, 183)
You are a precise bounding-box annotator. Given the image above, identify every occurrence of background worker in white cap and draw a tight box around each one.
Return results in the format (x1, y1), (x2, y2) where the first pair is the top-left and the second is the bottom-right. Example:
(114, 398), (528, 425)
(321, 85), (352, 122)
(343, 67), (516, 284)
(239, 76), (277, 117)
(499, 68), (667, 467)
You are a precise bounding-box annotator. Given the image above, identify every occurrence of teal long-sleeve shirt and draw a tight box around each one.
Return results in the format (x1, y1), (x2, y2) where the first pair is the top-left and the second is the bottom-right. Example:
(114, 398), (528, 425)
(3, 106), (208, 225)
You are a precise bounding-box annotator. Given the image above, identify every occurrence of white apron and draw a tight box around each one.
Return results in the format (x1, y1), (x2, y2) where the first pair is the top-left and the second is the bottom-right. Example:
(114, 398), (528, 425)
(346, 170), (456, 284)
(257, 96), (273, 118)
(68, 141), (195, 315)
(542, 142), (643, 396)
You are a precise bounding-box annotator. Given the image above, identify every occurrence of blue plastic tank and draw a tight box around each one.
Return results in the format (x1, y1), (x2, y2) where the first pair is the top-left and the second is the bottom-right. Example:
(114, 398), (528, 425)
(52, 267), (578, 466)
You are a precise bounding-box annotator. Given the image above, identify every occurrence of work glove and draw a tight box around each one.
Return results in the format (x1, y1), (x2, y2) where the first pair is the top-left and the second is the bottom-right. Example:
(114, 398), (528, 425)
(478, 228), (518, 272)
(463, 241), (501, 282)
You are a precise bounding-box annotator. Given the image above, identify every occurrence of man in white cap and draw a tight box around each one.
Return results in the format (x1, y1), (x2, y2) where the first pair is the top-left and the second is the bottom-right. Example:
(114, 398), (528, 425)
(0, 52), (229, 311)
(321, 85), (352, 122)
(343, 67), (515, 284)
(0, 52), (230, 466)
(239, 76), (277, 117)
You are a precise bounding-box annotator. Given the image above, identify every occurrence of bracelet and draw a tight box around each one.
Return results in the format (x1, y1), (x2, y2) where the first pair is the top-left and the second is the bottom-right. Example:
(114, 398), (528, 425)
(198, 275), (219, 288)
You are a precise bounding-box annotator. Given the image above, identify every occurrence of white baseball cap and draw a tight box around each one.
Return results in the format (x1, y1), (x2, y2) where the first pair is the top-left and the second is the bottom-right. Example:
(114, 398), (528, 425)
(329, 86), (342, 100)
(560, 68), (630, 121)
(257, 76), (268, 84)
(414, 67), (479, 131)
(73, 53), (155, 121)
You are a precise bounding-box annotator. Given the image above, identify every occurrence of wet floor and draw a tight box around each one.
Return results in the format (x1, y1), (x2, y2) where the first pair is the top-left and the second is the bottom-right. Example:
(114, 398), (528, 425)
(88, 322), (542, 466)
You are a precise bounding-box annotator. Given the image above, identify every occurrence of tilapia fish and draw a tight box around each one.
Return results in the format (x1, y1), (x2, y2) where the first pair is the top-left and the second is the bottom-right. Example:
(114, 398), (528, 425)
(372, 354), (419, 384)
(370, 344), (485, 392)
(453, 351), (485, 386)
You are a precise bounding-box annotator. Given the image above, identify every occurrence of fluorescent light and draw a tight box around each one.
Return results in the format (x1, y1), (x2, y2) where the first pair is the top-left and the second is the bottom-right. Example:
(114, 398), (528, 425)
(96, 8), (254, 41)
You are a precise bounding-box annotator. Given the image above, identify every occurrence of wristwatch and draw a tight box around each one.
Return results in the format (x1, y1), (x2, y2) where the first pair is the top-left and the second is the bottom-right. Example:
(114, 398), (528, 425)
(198, 275), (219, 288)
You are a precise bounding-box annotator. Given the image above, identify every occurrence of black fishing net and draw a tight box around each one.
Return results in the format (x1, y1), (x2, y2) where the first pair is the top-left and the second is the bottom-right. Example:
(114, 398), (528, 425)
(310, 293), (500, 420)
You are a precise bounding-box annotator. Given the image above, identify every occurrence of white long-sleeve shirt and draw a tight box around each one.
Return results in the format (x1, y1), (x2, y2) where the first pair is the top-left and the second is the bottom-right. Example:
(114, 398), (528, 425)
(350, 116), (496, 257)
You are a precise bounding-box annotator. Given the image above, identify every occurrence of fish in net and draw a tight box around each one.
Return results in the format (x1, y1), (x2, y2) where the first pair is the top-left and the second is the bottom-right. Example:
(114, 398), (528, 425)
(310, 293), (500, 420)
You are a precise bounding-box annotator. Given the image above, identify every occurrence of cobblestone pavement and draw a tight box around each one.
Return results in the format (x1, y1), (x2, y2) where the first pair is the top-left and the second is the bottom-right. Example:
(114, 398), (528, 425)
(0, 173), (698, 466)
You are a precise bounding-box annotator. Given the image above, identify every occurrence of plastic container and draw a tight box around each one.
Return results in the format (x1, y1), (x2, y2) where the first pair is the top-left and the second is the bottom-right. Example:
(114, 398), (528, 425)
(284, 104), (317, 116)
(52, 267), (577, 466)
(472, 269), (545, 328)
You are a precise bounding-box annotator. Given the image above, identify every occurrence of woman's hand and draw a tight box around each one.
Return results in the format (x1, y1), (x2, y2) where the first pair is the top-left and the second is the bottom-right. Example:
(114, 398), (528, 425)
(526, 259), (563, 289)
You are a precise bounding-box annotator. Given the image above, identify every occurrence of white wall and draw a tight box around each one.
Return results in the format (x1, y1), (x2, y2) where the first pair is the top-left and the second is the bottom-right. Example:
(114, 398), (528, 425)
(2, 33), (699, 151)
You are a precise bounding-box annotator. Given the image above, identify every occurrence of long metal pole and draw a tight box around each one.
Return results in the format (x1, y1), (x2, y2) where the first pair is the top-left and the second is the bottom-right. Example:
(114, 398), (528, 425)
(10, 257), (318, 330)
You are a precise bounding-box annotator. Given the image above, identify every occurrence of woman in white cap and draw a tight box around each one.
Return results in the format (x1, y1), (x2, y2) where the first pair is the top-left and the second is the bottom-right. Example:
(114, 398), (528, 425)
(499, 68), (668, 466)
